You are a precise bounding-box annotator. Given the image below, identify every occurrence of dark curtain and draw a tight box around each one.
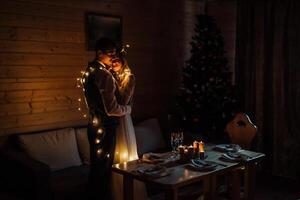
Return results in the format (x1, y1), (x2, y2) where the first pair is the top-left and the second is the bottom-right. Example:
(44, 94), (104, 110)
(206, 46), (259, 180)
(236, 0), (300, 179)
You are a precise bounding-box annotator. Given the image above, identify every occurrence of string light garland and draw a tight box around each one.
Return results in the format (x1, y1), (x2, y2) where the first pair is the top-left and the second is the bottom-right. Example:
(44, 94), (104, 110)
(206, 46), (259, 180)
(75, 43), (131, 161)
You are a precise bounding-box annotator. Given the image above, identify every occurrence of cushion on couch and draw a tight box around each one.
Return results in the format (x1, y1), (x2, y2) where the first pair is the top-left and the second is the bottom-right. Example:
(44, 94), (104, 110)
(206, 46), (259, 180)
(134, 118), (166, 155)
(75, 128), (90, 165)
(18, 128), (82, 171)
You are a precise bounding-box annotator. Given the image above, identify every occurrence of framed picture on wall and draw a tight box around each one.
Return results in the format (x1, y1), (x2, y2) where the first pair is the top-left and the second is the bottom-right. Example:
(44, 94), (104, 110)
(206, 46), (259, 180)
(85, 13), (122, 51)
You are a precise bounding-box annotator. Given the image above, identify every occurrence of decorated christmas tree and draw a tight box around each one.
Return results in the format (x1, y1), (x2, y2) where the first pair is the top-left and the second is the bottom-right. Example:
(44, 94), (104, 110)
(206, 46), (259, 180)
(176, 15), (239, 142)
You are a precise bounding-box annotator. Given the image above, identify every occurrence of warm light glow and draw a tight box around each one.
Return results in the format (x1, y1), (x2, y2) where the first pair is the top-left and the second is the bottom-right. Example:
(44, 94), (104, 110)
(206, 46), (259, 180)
(97, 128), (103, 134)
(97, 149), (102, 155)
(178, 145), (185, 154)
(95, 138), (100, 144)
(85, 72), (89, 76)
(193, 141), (199, 153)
(78, 107), (81, 111)
(77, 85), (81, 88)
(92, 117), (98, 126)
(107, 154), (110, 158)
(83, 114), (87, 118)
(184, 169), (189, 178)
(78, 98), (81, 102)
(80, 71), (85, 74)
(199, 141), (205, 152)
(122, 152), (128, 159)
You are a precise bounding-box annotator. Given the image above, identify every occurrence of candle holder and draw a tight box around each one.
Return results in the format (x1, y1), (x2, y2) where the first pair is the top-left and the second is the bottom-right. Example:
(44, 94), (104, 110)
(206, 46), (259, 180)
(193, 141), (206, 160)
(178, 145), (193, 163)
(199, 151), (205, 160)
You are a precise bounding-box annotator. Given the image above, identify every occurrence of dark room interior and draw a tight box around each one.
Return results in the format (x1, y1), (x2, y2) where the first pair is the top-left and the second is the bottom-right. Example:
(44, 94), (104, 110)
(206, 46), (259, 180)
(0, 0), (299, 200)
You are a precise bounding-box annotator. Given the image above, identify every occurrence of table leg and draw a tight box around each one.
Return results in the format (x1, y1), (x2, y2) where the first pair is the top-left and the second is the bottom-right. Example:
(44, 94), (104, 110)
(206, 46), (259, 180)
(230, 169), (241, 200)
(165, 188), (178, 200)
(210, 174), (217, 200)
(244, 163), (257, 200)
(123, 174), (134, 200)
(203, 176), (216, 200)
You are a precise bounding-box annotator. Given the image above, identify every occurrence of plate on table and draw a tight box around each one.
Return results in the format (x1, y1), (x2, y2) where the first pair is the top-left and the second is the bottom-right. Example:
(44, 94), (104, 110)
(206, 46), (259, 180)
(187, 159), (217, 171)
(214, 144), (241, 152)
(136, 165), (171, 178)
(141, 152), (169, 164)
(219, 152), (245, 162)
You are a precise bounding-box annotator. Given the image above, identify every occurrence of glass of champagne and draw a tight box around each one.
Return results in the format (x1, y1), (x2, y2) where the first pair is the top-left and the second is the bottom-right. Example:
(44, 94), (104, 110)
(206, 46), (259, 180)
(170, 132), (178, 153)
(178, 131), (184, 146)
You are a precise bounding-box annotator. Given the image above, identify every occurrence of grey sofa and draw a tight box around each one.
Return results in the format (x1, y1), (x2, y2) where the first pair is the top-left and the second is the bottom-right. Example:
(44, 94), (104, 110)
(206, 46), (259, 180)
(0, 118), (168, 200)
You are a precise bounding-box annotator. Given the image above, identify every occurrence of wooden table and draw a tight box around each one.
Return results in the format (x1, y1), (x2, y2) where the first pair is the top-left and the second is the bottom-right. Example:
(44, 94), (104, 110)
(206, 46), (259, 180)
(112, 146), (265, 200)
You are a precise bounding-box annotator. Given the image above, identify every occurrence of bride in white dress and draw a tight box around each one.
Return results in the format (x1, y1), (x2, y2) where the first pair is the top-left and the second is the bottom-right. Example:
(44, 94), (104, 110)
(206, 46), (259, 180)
(110, 54), (148, 200)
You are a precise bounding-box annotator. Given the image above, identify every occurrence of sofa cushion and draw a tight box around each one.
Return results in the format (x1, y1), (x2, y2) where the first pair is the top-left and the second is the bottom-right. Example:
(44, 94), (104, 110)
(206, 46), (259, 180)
(75, 128), (90, 165)
(18, 128), (82, 171)
(134, 118), (166, 155)
(51, 165), (89, 200)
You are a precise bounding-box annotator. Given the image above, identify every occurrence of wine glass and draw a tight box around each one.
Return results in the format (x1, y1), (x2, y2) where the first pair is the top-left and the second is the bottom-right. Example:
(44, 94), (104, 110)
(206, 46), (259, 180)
(178, 131), (184, 146)
(170, 132), (178, 153)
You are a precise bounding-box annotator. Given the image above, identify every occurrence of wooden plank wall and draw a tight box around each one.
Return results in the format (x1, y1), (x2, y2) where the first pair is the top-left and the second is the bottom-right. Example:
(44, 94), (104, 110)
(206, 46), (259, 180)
(0, 0), (207, 135)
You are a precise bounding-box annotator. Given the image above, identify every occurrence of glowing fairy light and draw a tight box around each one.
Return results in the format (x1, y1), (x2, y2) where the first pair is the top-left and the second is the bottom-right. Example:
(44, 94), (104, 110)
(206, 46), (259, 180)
(97, 149), (102, 155)
(97, 128), (103, 134)
(92, 117), (99, 126)
(90, 67), (95, 72)
(107, 154), (110, 158)
(95, 138), (100, 144)
(78, 107), (81, 111)
(85, 72), (89, 76)
(83, 114), (87, 118)
(78, 98), (81, 102)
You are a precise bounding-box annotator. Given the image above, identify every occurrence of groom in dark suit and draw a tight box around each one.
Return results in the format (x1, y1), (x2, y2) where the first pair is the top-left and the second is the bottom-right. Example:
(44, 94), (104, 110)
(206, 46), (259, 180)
(82, 38), (131, 200)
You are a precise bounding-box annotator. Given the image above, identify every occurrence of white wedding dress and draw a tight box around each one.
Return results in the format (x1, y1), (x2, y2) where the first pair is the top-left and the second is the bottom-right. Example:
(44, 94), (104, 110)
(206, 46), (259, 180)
(111, 73), (148, 200)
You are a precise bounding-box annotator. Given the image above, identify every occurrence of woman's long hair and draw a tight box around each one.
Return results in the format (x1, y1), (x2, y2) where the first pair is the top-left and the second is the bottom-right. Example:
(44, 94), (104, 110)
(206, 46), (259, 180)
(113, 55), (132, 94)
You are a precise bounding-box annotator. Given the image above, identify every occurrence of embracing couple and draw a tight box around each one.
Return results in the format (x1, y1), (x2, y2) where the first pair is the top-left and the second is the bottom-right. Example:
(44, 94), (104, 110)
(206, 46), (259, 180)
(82, 38), (147, 200)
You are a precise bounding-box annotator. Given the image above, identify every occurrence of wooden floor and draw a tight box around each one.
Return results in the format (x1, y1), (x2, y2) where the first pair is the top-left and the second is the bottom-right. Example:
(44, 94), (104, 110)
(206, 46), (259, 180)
(254, 172), (300, 200)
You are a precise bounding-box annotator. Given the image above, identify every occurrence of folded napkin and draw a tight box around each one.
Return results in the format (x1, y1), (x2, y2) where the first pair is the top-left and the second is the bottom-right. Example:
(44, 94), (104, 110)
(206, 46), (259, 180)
(136, 165), (170, 178)
(220, 152), (245, 162)
(214, 144), (241, 152)
(142, 152), (176, 164)
(187, 159), (217, 171)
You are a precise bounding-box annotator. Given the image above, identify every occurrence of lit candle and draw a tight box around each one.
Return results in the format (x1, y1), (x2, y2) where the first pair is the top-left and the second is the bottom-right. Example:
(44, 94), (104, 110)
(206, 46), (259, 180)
(184, 149), (188, 154)
(199, 141), (205, 160)
(178, 145), (185, 155)
(199, 141), (205, 153)
(188, 145), (194, 155)
(193, 141), (199, 153)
